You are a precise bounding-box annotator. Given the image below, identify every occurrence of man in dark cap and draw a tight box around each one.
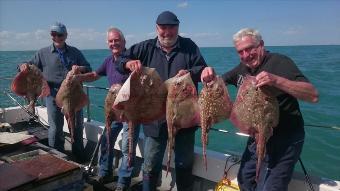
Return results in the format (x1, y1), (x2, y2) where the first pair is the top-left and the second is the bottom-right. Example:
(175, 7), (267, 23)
(18, 22), (92, 162)
(117, 11), (214, 191)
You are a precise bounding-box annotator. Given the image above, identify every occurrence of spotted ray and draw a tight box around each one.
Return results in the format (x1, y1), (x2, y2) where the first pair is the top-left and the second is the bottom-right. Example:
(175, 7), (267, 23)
(230, 75), (279, 180)
(56, 70), (89, 143)
(114, 67), (167, 165)
(165, 73), (200, 175)
(198, 76), (232, 170)
(11, 63), (50, 114)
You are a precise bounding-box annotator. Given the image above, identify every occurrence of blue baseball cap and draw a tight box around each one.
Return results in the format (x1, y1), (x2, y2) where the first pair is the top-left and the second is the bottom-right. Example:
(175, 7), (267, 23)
(50, 22), (67, 34)
(156, 11), (180, 25)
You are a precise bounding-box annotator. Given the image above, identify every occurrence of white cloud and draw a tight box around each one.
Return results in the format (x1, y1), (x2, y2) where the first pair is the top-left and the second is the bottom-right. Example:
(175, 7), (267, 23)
(177, 1), (189, 8)
(182, 32), (225, 47)
(0, 29), (227, 50)
(0, 28), (108, 51)
(179, 32), (188, 37)
(34, 29), (48, 40)
(0, 31), (11, 39)
(282, 27), (303, 35)
(15, 32), (31, 40)
(147, 32), (156, 38)
(125, 34), (136, 40)
(68, 29), (105, 41)
(192, 32), (220, 38)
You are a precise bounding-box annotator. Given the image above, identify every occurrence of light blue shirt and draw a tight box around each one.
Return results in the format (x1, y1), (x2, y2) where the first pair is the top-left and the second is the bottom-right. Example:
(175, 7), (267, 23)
(28, 43), (92, 85)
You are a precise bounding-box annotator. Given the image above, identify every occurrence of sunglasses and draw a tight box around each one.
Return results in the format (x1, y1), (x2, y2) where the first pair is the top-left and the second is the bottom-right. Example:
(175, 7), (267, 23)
(50, 32), (65, 38)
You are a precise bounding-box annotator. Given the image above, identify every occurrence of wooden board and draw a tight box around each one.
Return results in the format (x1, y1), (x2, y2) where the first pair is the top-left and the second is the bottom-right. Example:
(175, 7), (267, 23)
(0, 163), (37, 191)
(11, 154), (80, 181)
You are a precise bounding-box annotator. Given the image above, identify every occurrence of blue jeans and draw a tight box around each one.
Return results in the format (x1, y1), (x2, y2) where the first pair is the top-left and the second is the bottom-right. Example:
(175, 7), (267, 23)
(99, 122), (140, 188)
(237, 137), (304, 191)
(45, 95), (84, 158)
(143, 126), (195, 191)
(118, 123), (141, 187)
(98, 122), (123, 177)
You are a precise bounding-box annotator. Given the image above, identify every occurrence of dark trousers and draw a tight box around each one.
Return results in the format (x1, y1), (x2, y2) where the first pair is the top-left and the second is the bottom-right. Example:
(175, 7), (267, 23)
(142, 126), (195, 191)
(237, 137), (304, 191)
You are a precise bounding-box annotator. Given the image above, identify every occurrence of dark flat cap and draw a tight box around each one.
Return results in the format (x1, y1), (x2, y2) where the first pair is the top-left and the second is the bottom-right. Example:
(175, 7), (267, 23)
(156, 11), (180, 25)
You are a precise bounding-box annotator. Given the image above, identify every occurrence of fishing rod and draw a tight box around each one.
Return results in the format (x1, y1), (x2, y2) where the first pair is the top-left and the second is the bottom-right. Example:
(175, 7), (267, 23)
(299, 158), (315, 191)
(210, 128), (229, 134)
(210, 128), (250, 137)
(3, 91), (49, 128)
(305, 124), (340, 130)
(4, 91), (75, 144)
(209, 124), (340, 137)
(0, 77), (13, 80)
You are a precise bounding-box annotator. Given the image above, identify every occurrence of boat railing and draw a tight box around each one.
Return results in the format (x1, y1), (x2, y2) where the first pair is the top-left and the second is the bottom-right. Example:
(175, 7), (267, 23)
(81, 84), (340, 131)
(83, 84), (109, 122)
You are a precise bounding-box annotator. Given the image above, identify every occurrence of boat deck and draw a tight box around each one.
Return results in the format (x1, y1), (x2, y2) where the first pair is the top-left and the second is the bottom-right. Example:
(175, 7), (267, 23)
(63, 136), (215, 191)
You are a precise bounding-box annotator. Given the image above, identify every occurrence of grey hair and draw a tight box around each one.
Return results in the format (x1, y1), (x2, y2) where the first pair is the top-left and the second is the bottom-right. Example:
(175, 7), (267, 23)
(107, 27), (125, 43)
(233, 28), (262, 45)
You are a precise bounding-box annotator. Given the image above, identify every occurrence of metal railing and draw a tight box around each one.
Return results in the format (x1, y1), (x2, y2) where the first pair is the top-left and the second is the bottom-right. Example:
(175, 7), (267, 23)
(83, 84), (109, 122)
(81, 84), (340, 132)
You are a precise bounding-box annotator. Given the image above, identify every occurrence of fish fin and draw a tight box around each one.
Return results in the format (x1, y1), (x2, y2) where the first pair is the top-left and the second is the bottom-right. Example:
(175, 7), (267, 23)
(39, 80), (50, 97)
(11, 71), (28, 96)
(166, 122), (174, 177)
(65, 114), (75, 143)
(129, 121), (136, 167)
(27, 100), (36, 115)
(60, 106), (65, 114)
(55, 91), (64, 109)
(105, 117), (113, 152)
(74, 92), (89, 112)
(255, 131), (266, 182)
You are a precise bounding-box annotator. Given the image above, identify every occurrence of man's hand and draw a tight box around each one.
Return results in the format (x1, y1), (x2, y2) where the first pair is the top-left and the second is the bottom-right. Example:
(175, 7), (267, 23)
(255, 71), (277, 88)
(72, 65), (82, 74)
(126, 60), (142, 72)
(201, 67), (215, 83)
(19, 63), (29, 72)
(175, 69), (189, 77)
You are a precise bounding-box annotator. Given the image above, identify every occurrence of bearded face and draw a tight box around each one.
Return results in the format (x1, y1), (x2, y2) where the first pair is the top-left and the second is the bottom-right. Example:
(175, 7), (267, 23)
(156, 24), (179, 48)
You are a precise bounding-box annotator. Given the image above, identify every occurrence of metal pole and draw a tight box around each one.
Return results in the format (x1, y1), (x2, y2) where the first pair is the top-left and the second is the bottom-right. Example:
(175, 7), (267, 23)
(86, 86), (91, 122)
(3, 91), (49, 128)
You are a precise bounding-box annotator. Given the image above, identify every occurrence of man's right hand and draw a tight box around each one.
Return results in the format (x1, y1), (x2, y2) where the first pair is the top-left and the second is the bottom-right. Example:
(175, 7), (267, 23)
(125, 60), (142, 72)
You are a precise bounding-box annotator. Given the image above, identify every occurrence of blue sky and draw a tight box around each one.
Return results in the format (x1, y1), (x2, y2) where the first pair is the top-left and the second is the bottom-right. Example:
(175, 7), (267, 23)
(1, 0), (339, 51)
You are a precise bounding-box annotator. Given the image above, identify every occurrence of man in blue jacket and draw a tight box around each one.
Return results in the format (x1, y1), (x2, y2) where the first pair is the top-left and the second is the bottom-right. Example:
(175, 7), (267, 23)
(117, 11), (214, 191)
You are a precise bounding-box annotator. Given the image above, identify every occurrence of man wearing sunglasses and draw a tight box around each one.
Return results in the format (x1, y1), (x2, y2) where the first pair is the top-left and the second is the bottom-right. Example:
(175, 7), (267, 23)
(19, 22), (92, 162)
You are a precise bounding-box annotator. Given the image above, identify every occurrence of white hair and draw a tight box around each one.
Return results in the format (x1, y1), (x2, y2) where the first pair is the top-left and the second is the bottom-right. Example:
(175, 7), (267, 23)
(107, 27), (125, 43)
(233, 28), (262, 45)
